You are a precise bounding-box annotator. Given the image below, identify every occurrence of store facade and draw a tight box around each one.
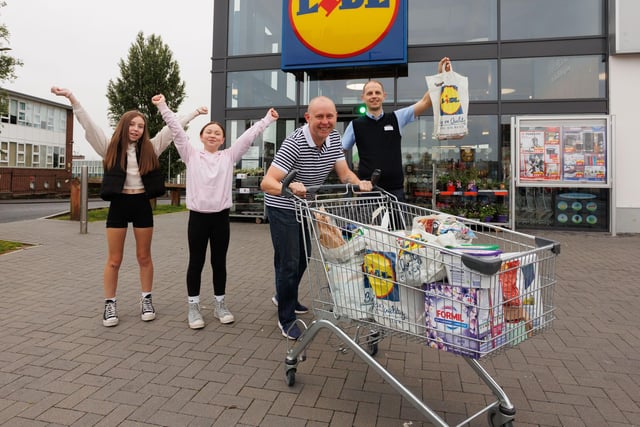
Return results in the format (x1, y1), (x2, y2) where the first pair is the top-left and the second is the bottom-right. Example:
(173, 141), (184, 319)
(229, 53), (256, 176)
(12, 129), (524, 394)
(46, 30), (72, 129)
(210, 0), (640, 233)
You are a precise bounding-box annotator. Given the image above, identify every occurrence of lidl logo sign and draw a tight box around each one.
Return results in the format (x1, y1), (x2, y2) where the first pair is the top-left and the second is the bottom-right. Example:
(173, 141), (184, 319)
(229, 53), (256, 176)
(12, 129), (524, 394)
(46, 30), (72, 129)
(291, 0), (399, 58)
(282, 0), (407, 71)
(440, 85), (463, 115)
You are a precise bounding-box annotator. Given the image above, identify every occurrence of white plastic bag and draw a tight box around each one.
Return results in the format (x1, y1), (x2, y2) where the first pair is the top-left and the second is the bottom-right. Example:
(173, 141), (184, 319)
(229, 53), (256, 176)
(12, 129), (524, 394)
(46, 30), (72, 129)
(363, 206), (406, 253)
(412, 214), (476, 245)
(396, 232), (447, 288)
(425, 68), (469, 140)
(326, 261), (374, 319)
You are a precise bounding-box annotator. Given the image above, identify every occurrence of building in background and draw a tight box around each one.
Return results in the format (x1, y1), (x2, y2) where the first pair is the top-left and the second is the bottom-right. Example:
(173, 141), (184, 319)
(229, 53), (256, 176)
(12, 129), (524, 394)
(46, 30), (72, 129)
(0, 89), (73, 198)
(210, 0), (640, 233)
(71, 157), (104, 179)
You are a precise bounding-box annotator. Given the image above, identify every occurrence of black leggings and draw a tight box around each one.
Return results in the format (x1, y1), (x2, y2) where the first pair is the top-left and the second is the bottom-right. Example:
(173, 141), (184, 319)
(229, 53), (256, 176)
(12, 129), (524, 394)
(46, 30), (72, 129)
(186, 209), (230, 297)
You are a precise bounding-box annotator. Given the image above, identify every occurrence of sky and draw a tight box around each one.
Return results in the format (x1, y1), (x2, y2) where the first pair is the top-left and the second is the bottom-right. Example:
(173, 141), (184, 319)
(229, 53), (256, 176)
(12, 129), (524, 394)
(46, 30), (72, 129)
(1, 0), (214, 159)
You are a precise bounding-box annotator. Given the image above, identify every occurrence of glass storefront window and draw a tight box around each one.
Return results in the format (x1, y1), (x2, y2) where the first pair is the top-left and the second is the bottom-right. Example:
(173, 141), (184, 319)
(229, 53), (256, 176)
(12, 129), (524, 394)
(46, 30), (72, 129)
(406, 116), (500, 167)
(501, 0), (603, 40)
(398, 60), (497, 103)
(398, 115), (504, 207)
(228, 0), (282, 55)
(302, 75), (394, 106)
(227, 70), (296, 108)
(408, 0), (497, 44)
(501, 56), (606, 100)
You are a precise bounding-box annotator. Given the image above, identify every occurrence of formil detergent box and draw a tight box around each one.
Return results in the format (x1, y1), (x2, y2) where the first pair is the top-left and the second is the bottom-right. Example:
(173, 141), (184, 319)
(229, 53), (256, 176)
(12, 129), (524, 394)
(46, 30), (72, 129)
(424, 282), (505, 359)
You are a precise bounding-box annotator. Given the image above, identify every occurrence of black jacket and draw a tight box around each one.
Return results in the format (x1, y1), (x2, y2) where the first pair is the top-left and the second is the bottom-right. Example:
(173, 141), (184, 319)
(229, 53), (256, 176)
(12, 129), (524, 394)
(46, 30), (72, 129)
(100, 145), (165, 201)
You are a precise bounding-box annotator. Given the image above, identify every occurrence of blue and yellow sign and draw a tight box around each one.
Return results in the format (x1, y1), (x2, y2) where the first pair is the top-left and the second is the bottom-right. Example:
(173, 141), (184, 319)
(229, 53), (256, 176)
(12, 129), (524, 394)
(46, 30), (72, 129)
(282, 0), (407, 71)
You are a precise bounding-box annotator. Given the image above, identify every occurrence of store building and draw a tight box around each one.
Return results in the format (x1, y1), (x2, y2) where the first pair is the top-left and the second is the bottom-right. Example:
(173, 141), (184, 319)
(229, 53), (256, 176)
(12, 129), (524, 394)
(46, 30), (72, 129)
(211, 0), (640, 233)
(0, 89), (73, 198)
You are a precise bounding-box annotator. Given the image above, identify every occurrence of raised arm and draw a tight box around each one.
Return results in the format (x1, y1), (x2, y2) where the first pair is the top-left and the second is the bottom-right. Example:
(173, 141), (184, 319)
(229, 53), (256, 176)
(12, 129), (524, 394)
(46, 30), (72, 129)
(150, 104), (209, 156)
(152, 94), (197, 162)
(412, 57), (452, 117)
(50, 86), (109, 158)
(228, 108), (278, 162)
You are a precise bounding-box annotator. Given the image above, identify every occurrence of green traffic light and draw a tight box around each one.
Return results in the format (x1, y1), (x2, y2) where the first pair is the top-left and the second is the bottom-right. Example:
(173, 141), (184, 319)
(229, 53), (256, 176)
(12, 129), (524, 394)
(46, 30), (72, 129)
(356, 104), (366, 115)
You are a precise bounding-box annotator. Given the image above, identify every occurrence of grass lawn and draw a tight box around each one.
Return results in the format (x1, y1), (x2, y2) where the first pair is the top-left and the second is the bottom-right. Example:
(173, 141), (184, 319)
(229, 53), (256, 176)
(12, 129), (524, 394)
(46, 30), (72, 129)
(53, 203), (187, 221)
(0, 240), (31, 256)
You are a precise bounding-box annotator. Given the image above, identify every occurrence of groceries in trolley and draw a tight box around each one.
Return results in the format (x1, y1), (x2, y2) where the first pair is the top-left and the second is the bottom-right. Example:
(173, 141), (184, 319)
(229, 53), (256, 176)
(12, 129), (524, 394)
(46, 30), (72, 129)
(287, 186), (559, 425)
(313, 208), (555, 359)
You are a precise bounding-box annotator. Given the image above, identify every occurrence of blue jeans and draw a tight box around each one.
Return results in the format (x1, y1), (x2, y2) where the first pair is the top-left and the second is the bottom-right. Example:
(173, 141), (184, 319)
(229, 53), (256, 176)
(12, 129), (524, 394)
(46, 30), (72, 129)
(266, 206), (310, 328)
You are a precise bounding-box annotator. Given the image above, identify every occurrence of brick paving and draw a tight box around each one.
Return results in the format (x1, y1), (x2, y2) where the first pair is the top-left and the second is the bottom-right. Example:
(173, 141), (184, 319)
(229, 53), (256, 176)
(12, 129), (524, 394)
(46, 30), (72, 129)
(0, 212), (638, 426)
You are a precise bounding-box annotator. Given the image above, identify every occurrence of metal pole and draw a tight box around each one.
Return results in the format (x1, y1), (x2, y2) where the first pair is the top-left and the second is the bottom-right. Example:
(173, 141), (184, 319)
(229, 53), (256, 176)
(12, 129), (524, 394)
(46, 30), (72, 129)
(80, 165), (88, 234)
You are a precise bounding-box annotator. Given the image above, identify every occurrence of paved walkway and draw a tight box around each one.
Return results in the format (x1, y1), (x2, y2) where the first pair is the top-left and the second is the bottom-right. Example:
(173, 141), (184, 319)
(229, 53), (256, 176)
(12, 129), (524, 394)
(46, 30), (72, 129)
(0, 212), (638, 426)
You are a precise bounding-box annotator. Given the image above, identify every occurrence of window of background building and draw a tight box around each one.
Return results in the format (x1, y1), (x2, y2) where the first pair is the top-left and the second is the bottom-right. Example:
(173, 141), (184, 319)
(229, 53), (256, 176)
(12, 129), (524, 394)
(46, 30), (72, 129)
(32, 104), (41, 129)
(228, 0), (282, 55)
(55, 108), (66, 133)
(46, 146), (53, 168)
(16, 143), (25, 166)
(33, 145), (40, 166)
(398, 60), (498, 103)
(227, 70), (296, 108)
(501, 56), (606, 100)
(408, 0), (497, 44)
(18, 101), (26, 126)
(9, 99), (17, 124)
(501, 0), (603, 40)
(47, 107), (54, 130)
(303, 76), (395, 107)
(0, 141), (8, 165)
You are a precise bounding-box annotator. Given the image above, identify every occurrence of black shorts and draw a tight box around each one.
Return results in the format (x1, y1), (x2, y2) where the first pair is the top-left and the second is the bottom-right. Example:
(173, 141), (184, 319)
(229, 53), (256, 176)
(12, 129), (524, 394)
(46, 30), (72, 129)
(106, 194), (154, 228)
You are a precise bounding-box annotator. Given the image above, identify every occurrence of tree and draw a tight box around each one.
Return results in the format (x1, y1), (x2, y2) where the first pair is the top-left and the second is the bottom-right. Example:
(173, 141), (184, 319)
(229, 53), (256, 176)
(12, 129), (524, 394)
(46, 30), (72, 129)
(106, 31), (187, 181)
(0, 1), (24, 115)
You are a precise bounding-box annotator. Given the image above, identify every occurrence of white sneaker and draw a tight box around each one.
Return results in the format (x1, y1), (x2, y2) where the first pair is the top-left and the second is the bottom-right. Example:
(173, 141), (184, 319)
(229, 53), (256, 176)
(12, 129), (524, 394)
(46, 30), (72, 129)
(214, 300), (235, 324)
(188, 302), (205, 329)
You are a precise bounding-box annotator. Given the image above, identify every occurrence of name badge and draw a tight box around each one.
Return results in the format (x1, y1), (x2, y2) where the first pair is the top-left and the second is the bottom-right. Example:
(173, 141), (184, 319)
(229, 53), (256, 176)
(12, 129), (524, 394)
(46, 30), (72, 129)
(384, 125), (394, 131)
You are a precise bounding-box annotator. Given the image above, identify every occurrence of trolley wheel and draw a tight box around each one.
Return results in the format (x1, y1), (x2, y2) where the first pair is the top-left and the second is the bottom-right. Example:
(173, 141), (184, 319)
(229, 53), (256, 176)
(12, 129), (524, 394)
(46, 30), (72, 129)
(368, 341), (378, 356)
(488, 408), (514, 427)
(368, 331), (380, 356)
(285, 369), (296, 386)
(255, 217), (263, 224)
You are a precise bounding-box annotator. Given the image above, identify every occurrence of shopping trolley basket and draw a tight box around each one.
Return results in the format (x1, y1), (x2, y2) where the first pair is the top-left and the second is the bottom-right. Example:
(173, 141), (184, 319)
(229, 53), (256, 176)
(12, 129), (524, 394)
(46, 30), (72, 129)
(280, 171), (560, 427)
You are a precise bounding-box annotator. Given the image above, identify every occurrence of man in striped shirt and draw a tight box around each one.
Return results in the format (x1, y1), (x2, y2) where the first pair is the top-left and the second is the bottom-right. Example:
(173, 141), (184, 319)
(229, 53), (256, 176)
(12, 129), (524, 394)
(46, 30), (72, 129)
(261, 96), (373, 340)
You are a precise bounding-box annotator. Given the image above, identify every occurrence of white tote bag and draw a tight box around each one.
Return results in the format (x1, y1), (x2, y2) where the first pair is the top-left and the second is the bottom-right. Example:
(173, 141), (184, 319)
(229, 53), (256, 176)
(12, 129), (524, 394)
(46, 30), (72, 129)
(425, 67), (469, 140)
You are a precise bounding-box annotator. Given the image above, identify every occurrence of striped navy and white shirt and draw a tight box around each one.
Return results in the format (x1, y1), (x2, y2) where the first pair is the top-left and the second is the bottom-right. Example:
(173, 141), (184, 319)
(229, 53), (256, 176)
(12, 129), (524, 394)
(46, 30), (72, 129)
(264, 124), (346, 211)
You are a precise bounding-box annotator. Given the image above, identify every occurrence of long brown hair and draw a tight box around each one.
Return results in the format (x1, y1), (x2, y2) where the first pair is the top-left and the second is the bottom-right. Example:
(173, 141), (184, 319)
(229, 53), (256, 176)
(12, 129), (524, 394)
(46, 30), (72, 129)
(103, 110), (159, 174)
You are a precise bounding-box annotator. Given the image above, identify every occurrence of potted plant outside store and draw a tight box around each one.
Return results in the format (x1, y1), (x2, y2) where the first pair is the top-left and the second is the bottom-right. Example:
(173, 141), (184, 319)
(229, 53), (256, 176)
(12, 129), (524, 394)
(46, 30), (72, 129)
(495, 203), (509, 223)
(479, 204), (497, 222)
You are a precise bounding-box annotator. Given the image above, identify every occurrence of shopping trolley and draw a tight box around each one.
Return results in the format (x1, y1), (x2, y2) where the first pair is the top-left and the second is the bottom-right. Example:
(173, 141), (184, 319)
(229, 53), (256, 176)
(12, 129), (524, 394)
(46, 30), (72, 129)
(280, 170), (560, 427)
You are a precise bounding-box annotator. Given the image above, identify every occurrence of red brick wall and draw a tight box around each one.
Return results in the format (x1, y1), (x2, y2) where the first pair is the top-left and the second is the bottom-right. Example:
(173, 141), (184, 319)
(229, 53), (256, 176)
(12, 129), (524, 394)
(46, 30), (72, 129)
(0, 168), (72, 198)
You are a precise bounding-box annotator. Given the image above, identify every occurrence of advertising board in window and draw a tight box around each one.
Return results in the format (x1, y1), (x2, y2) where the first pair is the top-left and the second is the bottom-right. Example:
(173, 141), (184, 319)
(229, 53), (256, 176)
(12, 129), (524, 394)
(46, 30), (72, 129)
(515, 116), (610, 188)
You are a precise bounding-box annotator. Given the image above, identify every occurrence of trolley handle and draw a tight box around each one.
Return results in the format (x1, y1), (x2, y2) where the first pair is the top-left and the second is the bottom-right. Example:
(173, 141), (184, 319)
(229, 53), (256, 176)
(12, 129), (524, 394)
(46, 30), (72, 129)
(280, 168), (381, 198)
(280, 169), (298, 197)
(536, 236), (561, 255)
